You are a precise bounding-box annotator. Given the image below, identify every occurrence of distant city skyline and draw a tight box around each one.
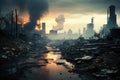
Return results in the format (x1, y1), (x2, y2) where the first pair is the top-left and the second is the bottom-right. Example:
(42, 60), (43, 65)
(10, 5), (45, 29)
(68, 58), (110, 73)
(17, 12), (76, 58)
(42, 0), (120, 34)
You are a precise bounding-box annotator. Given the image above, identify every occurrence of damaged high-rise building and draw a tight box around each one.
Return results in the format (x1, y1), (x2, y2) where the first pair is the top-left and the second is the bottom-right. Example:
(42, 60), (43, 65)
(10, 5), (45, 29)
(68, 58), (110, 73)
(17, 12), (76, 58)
(100, 5), (118, 38)
(107, 5), (118, 29)
(83, 17), (95, 39)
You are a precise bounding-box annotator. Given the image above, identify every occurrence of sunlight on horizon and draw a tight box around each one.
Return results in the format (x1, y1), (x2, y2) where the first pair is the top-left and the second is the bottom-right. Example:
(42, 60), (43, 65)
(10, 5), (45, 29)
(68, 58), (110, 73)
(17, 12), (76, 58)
(41, 12), (112, 34)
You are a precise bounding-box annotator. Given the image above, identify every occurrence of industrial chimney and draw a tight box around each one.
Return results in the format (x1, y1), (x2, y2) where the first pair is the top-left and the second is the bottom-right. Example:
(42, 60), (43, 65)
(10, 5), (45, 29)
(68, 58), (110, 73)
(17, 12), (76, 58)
(42, 22), (46, 35)
(107, 5), (118, 29)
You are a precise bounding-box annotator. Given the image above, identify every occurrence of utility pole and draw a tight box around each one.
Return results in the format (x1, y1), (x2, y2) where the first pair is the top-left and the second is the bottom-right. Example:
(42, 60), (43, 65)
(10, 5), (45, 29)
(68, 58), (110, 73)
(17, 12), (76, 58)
(15, 9), (18, 38)
(11, 10), (14, 36)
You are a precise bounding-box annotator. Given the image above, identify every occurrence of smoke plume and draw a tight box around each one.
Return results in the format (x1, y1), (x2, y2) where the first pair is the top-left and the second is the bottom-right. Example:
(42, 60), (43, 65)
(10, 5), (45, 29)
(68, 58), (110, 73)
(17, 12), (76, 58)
(0, 0), (48, 30)
(53, 15), (65, 31)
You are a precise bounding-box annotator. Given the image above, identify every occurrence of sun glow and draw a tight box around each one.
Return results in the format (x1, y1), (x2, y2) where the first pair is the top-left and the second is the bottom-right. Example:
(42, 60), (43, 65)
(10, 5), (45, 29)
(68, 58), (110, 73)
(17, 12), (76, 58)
(43, 12), (108, 33)
(46, 52), (61, 61)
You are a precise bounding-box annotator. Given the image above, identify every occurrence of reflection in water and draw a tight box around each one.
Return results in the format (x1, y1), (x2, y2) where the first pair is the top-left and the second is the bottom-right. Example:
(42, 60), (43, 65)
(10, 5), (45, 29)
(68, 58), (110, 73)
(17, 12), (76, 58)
(46, 52), (61, 61)
(19, 46), (81, 80)
(41, 51), (80, 80)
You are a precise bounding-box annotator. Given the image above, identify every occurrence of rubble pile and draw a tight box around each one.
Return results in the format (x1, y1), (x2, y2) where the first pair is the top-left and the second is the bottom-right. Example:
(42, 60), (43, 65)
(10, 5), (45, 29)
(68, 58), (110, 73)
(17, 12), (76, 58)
(59, 39), (120, 80)
(0, 38), (31, 64)
(0, 33), (32, 78)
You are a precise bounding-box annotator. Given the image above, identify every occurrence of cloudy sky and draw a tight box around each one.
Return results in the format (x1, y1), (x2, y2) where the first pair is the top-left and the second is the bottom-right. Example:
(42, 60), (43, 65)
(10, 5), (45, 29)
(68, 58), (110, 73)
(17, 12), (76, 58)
(43, 0), (120, 34)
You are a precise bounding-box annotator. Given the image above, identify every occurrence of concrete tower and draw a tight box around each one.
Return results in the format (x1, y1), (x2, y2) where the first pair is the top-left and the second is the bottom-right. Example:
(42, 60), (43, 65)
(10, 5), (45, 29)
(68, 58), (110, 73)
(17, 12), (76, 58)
(107, 5), (118, 29)
(42, 22), (46, 35)
(83, 17), (95, 39)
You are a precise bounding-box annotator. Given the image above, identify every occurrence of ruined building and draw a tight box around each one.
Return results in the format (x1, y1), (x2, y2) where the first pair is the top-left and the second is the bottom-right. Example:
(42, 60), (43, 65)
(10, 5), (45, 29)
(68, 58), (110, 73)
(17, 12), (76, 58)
(83, 17), (95, 39)
(100, 5), (118, 38)
(107, 5), (118, 29)
(41, 22), (46, 36)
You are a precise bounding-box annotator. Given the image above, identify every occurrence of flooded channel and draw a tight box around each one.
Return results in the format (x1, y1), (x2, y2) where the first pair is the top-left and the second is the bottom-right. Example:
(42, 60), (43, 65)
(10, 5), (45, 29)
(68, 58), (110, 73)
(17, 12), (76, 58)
(19, 46), (81, 80)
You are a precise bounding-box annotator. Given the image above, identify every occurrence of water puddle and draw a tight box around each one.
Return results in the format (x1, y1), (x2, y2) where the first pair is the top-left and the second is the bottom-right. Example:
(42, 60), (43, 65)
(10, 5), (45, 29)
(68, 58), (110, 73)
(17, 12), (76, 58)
(19, 46), (81, 80)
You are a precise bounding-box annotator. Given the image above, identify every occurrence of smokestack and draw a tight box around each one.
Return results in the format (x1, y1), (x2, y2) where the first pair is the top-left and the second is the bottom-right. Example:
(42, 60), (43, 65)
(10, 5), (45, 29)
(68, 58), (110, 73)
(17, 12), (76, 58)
(91, 17), (94, 24)
(42, 22), (46, 35)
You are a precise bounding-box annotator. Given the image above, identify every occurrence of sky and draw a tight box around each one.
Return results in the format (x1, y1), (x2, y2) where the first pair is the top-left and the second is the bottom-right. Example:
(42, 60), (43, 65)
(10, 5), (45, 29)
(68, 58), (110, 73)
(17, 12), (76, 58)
(42, 0), (120, 34)
(0, 0), (119, 34)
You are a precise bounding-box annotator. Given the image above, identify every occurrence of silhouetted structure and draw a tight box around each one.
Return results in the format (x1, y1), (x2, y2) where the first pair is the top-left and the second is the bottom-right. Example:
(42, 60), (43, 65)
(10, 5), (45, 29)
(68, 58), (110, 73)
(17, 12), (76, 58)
(67, 29), (73, 39)
(0, 9), (19, 37)
(50, 30), (57, 35)
(100, 5), (118, 38)
(83, 17), (95, 39)
(107, 5), (118, 29)
(67, 29), (72, 35)
(15, 9), (18, 38)
(42, 22), (46, 35)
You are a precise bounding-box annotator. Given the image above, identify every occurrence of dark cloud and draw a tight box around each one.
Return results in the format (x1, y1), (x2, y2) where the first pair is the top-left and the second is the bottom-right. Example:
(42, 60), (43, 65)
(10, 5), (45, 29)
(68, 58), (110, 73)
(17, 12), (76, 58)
(49, 0), (120, 14)
(0, 0), (49, 30)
